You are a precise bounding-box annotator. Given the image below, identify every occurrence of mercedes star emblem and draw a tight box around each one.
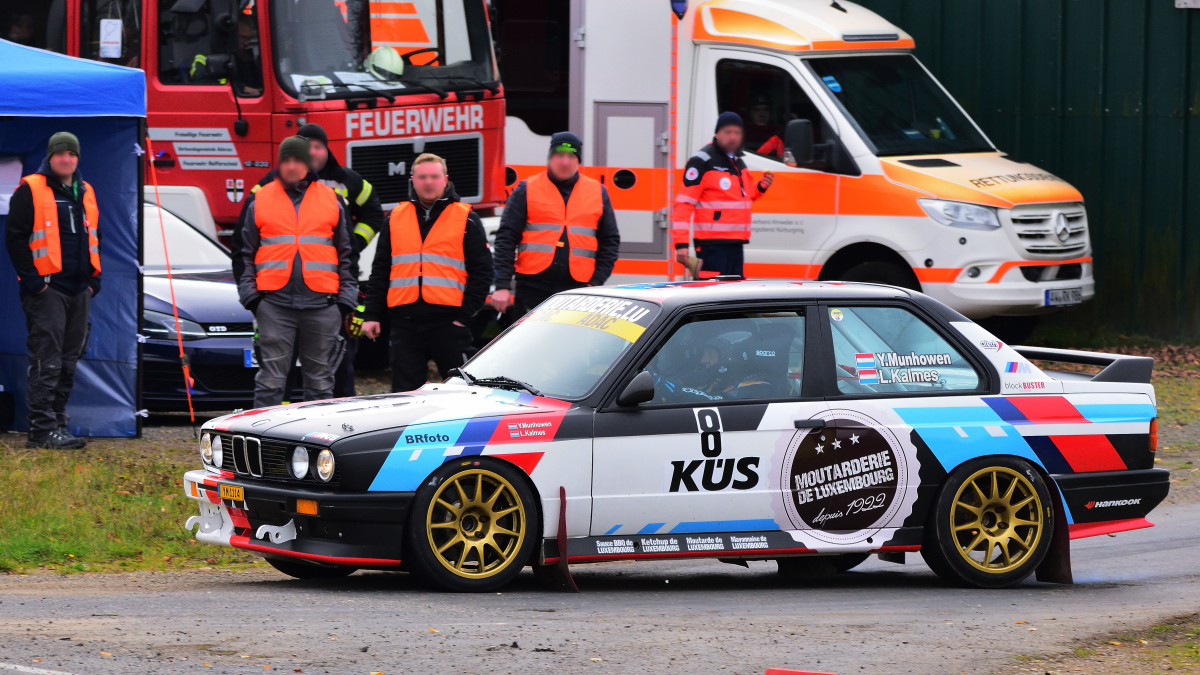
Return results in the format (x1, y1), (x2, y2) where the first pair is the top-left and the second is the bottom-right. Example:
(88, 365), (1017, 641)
(1054, 213), (1071, 243)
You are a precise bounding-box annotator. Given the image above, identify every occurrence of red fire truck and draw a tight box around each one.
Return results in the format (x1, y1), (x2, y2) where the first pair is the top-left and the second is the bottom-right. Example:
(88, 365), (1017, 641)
(20, 0), (504, 234)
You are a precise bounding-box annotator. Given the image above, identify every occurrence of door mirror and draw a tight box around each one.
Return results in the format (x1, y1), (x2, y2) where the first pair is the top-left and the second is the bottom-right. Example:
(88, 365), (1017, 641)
(616, 371), (655, 407)
(784, 119), (815, 166)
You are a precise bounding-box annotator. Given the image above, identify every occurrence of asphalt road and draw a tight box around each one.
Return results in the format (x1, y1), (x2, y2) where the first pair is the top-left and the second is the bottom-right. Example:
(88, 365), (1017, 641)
(1, 504), (1198, 675)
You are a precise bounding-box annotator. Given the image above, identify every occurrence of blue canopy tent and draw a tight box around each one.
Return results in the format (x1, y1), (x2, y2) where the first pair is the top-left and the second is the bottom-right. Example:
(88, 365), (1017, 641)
(0, 40), (145, 437)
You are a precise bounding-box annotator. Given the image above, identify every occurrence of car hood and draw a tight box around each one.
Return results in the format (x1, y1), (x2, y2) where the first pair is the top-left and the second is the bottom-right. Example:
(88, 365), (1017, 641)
(880, 152), (1084, 208)
(143, 272), (252, 324)
(206, 383), (573, 444)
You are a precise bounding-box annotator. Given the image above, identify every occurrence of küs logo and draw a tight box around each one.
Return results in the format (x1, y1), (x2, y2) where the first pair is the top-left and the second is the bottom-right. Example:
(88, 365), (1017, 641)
(666, 408), (759, 492)
(978, 339), (1004, 351)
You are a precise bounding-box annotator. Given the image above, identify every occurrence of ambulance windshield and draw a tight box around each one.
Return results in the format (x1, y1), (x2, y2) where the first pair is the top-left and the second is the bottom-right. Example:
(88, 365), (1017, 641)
(808, 54), (993, 156)
(269, 0), (495, 100)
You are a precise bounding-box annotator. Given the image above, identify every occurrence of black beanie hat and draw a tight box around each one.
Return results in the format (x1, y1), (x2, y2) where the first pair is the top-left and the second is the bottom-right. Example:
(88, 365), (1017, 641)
(278, 136), (311, 167)
(47, 131), (81, 158)
(549, 131), (583, 157)
(715, 111), (744, 133)
(297, 123), (328, 147)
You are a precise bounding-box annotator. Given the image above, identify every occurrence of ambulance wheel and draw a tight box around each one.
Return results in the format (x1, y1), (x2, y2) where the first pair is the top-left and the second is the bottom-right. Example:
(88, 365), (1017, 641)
(264, 556), (357, 580)
(839, 261), (921, 292)
(922, 457), (1053, 588)
(407, 457), (539, 592)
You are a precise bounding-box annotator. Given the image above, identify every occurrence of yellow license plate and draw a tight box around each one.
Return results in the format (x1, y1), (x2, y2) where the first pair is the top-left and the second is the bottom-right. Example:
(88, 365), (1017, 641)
(219, 484), (244, 501)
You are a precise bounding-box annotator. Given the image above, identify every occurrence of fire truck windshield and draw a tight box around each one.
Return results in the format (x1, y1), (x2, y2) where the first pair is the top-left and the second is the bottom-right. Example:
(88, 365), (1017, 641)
(269, 0), (496, 101)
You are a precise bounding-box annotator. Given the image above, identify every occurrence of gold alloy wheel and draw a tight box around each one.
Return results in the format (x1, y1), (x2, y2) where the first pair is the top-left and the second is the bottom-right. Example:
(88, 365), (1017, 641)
(950, 466), (1043, 574)
(426, 469), (526, 579)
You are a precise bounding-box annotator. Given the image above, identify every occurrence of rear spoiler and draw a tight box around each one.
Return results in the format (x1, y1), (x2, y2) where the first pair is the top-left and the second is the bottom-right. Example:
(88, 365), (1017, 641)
(1011, 346), (1154, 384)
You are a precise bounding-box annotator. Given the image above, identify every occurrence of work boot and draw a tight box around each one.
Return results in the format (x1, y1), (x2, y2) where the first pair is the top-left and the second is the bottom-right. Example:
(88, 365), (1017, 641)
(56, 425), (88, 448)
(26, 430), (87, 449)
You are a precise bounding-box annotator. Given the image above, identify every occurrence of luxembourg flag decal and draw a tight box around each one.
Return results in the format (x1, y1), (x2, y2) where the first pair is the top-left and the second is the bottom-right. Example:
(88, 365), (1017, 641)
(856, 353), (878, 384)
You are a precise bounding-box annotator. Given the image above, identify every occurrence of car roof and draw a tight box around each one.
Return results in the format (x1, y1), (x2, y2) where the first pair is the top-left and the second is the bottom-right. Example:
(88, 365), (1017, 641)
(564, 280), (970, 323)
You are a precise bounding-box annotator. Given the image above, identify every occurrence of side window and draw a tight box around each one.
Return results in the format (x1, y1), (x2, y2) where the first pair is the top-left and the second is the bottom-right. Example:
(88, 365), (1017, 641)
(158, 0), (263, 97)
(715, 58), (830, 165)
(641, 310), (806, 404)
(8, 1), (68, 54)
(80, 0), (141, 66)
(828, 306), (981, 395)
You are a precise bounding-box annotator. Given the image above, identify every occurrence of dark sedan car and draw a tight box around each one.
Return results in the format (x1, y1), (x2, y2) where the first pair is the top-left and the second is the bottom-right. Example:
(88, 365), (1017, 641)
(143, 205), (258, 411)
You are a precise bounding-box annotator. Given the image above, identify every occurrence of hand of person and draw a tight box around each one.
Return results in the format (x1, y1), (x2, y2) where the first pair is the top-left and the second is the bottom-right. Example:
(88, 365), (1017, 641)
(675, 248), (690, 265)
(490, 289), (512, 313)
(362, 321), (381, 339)
(452, 321), (466, 327)
(759, 171), (775, 191)
(345, 310), (365, 338)
(37, 284), (49, 294)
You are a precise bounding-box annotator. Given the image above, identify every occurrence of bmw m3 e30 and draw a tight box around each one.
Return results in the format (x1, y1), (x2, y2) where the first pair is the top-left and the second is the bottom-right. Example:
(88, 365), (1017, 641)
(183, 281), (1167, 591)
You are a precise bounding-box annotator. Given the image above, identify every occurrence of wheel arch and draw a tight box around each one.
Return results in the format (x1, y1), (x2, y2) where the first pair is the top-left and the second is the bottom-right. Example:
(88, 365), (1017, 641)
(818, 242), (917, 282)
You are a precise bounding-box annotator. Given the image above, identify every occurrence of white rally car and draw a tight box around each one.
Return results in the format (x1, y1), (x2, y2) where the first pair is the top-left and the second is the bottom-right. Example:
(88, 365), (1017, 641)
(184, 281), (1167, 591)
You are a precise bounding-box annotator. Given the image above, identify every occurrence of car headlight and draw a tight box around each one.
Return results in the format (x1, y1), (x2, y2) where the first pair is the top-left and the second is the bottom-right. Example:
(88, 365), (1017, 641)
(142, 309), (208, 341)
(211, 434), (223, 468)
(292, 446), (310, 479)
(200, 432), (213, 464)
(316, 448), (335, 482)
(919, 199), (1000, 230)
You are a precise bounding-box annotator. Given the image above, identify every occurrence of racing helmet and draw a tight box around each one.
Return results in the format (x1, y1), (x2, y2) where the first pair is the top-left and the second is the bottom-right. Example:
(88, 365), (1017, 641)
(366, 46), (404, 81)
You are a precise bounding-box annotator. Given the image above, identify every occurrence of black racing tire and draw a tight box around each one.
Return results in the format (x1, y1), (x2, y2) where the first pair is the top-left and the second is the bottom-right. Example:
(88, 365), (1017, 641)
(264, 556), (357, 580)
(921, 457), (1053, 589)
(406, 456), (539, 592)
(839, 261), (922, 291)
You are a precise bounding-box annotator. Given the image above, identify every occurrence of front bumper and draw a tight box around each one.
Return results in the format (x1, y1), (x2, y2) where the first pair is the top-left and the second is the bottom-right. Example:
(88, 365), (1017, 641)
(182, 469), (413, 567)
(922, 274), (1096, 319)
(1053, 468), (1170, 539)
(144, 338), (257, 411)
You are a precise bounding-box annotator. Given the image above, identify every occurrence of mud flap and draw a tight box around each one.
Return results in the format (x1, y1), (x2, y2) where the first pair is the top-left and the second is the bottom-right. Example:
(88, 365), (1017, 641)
(1035, 482), (1073, 584)
(532, 486), (580, 592)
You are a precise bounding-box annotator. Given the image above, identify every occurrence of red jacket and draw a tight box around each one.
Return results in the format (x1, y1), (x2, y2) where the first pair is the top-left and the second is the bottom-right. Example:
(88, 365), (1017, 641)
(671, 143), (767, 248)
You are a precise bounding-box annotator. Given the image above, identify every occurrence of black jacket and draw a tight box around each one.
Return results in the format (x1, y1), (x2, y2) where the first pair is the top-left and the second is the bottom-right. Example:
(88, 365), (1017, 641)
(5, 159), (101, 297)
(232, 154), (385, 281)
(492, 171), (620, 293)
(362, 182), (492, 328)
(235, 172), (358, 313)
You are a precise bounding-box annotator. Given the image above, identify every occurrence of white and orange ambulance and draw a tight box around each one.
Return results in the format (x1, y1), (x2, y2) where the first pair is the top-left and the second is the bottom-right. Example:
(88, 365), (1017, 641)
(500, 0), (1092, 320)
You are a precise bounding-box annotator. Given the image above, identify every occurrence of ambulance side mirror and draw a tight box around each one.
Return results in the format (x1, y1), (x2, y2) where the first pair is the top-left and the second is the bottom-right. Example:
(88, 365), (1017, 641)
(784, 119), (815, 166)
(617, 371), (656, 407)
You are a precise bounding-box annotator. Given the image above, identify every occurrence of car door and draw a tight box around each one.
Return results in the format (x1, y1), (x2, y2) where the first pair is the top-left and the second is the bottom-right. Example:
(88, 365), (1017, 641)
(591, 304), (828, 554)
(795, 302), (1008, 552)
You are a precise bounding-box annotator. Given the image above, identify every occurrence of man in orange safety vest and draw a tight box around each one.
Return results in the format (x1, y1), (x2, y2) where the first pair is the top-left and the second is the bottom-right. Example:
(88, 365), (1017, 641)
(236, 136), (357, 407)
(5, 132), (100, 449)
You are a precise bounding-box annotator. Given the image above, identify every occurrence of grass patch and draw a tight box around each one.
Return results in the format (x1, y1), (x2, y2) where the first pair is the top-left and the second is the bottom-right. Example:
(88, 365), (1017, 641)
(0, 437), (257, 573)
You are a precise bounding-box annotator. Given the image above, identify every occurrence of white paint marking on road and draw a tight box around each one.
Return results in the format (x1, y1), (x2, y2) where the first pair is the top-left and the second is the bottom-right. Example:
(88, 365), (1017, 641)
(0, 663), (76, 675)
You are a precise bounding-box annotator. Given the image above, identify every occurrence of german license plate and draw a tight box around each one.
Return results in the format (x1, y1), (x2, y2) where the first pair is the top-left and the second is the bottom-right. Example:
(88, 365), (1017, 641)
(219, 484), (244, 502)
(1046, 288), (1083, 306)
(244, 348), (258, 368)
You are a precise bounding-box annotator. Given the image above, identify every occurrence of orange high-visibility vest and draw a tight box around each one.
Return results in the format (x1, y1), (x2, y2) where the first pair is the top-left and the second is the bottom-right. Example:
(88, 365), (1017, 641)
(516, 171), (601, 283)
(21, 174), (101, 276)
(670, 151), (764, 247)
(387, 201), (470, 307)
(253, 180), (340, 293)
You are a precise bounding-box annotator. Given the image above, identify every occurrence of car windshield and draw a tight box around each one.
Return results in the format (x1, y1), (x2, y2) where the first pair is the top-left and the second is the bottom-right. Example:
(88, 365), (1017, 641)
(143, 205), (232, 271)
(269, 0), (495, 100)
(807, 54), (993, 156)
(463, 295), (661, 399)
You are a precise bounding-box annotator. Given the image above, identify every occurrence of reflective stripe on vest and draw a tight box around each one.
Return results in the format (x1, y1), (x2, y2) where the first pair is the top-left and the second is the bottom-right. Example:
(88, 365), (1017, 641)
(387, 201), (471, 307)
(516, 171), (602, 283)
(252, 180), (341, 293)
(21, 174), (101, 276)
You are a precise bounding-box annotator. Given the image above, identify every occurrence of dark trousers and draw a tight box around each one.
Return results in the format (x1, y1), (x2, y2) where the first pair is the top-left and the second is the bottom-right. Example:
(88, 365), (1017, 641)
(696, 243), (745, 278)
(21, 287), (90, 435)
(389, 320), (471, 392)
(333, 333), (359, 397)
(254, 302), (344, 408)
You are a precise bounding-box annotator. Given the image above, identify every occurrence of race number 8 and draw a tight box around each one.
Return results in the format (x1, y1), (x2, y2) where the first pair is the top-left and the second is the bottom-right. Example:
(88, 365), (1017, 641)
(696, 408), (722, 458)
